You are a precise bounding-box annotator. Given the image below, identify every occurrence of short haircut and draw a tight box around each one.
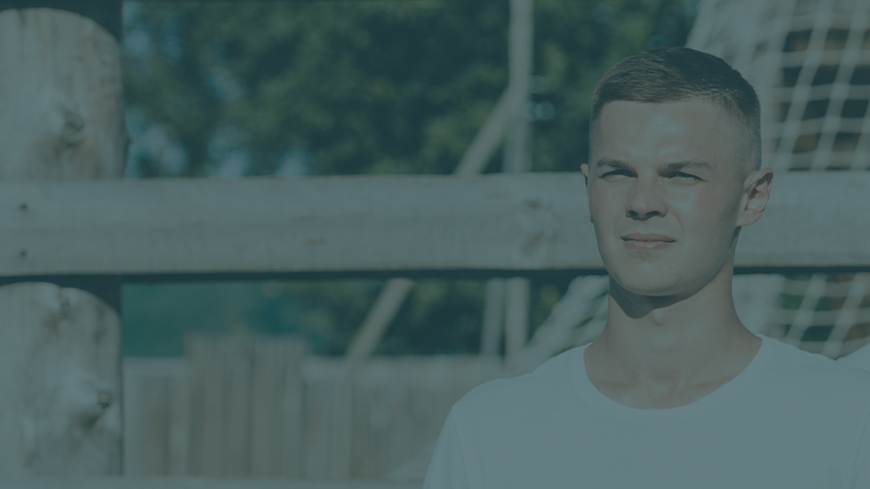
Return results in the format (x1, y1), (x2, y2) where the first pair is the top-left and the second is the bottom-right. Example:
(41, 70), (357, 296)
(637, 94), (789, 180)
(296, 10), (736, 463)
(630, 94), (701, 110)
(590, 47), (761, 173)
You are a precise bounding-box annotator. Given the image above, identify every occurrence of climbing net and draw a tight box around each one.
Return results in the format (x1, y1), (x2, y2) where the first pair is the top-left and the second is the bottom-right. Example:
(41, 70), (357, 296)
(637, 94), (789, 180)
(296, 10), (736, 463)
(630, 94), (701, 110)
(690, 0), (870, 358)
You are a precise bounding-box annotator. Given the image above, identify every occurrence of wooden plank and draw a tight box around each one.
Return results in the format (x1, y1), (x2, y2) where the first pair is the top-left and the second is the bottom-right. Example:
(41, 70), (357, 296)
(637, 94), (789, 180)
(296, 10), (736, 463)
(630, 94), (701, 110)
(500, 0), (535, 363)
(733, 171), (870, 269)
(301, 377), (333, 479)
(480, 279), (505, 356)
(186, 334), (225, 476)
(344, 279), (414, 368)
(168, 368), (191, 476)
(251, 337), (305, 477)
(0, 174), (590, 277)
(0, 172), (864, 277)
(454, 89), (511, 176)
(223, 341), (252, 476)
(504, 0), (534, 174)
(122, 363), (149, 476)
(122, 354), (500, 482)
(123, 358), (189, 476)
(329, 380), (354, 479)
(250, 339), (278, 476)
(145, 377), (171, 474)
(0, 478), (421, 489)
(278, 339), (306, 478)
(504, 277), (531, 364)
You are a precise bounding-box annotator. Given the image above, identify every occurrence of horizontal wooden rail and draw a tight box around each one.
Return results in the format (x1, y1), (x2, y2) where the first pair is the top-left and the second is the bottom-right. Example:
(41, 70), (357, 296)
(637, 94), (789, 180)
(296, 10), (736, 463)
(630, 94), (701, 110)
(0, 172), (866, 280)
(0, 478), (419, 489)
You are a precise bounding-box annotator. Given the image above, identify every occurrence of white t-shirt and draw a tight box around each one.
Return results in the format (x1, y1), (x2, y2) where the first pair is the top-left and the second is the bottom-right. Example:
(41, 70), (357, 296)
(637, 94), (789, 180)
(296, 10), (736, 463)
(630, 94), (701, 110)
(839, 344), (870, 372)
(423, 336), (870, 489)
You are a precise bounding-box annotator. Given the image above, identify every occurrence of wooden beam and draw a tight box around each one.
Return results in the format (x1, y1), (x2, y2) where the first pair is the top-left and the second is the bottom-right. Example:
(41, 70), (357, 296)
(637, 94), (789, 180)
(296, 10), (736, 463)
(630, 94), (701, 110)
(504, 276), (530, 363)
(0, 478), (420, 489)
(502, 0), (536, 363)
(504, 0), (534, 175)
(0, 172), (865, 279)
(0, 174), (593, 278)
(454, 89), (510, 176)
(480, 279), (505, 356)
(344, 278), (414, 367)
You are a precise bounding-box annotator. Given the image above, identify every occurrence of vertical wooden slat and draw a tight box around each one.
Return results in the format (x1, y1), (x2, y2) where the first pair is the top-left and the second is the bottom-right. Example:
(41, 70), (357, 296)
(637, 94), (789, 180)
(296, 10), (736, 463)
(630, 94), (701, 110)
(191, 335), (224, 476)
(223, 339), (252, 476)
(121, 365), (146, 476)
(329, 379), (354, 479)
(123, 346), (502, 481)
(279, 339), (306, 478)
(167, 366), (190, 476)
(481, 279), (505, 356)
(152, 378), (173, 474)
(502, 0), (535, 364)
(250, 338), (277, 476)
(505, 277), (531, 363)
(185, 339), (204, 475)
(302, 378), (331, 479)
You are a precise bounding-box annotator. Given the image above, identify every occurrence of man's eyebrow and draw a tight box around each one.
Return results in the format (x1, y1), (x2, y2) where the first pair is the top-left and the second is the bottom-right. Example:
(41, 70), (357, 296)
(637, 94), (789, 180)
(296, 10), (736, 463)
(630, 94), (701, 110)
(592, 158), (630, 171)
(591, 159), (713, 171)
(661, 160), (713, 171)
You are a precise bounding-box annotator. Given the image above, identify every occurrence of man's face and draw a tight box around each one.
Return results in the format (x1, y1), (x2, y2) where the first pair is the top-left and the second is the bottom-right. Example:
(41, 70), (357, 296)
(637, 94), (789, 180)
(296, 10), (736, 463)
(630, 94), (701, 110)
(582, 99), (752, 298)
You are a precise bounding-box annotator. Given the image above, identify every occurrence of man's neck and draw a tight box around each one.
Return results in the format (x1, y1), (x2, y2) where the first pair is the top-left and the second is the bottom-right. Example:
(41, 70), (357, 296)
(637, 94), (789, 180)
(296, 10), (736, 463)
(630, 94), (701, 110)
(584, 271), (762, 409)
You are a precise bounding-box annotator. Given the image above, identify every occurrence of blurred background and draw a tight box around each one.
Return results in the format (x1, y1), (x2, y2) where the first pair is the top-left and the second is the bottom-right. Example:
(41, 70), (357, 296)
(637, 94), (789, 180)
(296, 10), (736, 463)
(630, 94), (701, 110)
(4, 0), (868, 485)
(116, 1), (698, 481)
(121, 0), (697, 359)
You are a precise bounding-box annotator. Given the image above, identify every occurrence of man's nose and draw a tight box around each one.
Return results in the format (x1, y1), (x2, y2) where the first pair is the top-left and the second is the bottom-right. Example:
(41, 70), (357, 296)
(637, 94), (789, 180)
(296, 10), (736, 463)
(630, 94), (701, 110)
(625, 179), (667, 220)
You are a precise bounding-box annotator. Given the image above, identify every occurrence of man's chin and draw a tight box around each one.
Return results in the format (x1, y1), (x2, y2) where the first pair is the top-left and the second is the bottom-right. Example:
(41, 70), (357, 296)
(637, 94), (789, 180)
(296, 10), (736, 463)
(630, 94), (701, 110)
(608, 272), (686, 299)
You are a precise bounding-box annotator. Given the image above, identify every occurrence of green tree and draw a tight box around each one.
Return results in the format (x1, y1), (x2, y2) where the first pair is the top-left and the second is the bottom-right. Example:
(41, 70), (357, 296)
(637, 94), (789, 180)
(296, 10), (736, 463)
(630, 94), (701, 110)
(121, 0), (696, 357)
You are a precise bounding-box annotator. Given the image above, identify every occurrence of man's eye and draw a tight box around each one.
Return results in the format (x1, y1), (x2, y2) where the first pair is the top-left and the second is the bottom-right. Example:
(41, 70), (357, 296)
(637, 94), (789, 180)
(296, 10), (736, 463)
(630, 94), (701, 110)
(669, 172), (700, 181)
(602, 170), (632, 178)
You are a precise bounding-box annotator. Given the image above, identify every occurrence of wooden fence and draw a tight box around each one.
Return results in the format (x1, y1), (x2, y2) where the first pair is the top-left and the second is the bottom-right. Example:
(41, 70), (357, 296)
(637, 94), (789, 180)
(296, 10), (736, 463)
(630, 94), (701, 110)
(123, 334), (503, 481)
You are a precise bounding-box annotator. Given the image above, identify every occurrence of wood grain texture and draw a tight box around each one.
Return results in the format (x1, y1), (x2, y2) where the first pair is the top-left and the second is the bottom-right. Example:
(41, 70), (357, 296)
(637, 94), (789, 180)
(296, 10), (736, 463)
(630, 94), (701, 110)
(0, 478), (420, 489)
(0, 173), (591, 277)
(0, 9), (125, 180)
(123, 352), (500, 480)
(0, 7), (125, 476)
(0, 283), (121, 475)
(0, 172), (864, 278)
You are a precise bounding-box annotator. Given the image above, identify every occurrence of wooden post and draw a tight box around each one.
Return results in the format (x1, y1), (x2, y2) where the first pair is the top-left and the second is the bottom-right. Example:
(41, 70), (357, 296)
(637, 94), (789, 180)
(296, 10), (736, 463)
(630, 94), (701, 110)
(503, 0), (534, 364)
(0, 4), (125, 475)
(480, 279), (505, 357)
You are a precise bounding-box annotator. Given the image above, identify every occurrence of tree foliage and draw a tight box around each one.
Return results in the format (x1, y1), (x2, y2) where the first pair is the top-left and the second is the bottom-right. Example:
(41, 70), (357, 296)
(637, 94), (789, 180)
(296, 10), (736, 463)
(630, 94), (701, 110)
(121, 0), (696, 357)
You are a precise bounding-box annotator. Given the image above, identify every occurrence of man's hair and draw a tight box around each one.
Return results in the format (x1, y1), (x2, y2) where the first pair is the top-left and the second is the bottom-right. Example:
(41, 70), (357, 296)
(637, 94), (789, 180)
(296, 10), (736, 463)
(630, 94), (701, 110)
(590, 47), (761, 172)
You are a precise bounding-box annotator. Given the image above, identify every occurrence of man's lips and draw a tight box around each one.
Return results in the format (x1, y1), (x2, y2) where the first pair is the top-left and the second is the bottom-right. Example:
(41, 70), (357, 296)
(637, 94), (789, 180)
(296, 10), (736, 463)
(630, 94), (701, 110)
(622, 233), (675, 242)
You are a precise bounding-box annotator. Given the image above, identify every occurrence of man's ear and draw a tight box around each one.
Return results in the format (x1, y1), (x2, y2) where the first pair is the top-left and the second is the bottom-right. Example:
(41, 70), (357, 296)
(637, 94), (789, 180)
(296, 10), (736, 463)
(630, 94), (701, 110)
(736, 168), (773, 227)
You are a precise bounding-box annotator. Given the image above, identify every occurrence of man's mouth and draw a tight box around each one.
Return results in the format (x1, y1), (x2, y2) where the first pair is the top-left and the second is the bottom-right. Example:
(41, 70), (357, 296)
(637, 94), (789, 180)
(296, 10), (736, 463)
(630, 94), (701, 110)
(622, 233), (675, 242)
(621, 233), (675, 250)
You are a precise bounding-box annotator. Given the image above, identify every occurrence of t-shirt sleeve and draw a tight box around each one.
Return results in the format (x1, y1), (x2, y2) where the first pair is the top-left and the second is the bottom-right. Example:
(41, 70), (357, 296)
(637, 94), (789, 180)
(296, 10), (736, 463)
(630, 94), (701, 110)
(423, 409), (470, 489)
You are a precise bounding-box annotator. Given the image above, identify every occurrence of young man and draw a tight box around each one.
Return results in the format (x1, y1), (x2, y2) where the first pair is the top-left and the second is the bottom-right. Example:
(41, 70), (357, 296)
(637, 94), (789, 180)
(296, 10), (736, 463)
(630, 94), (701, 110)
(423, 48), (870, 488)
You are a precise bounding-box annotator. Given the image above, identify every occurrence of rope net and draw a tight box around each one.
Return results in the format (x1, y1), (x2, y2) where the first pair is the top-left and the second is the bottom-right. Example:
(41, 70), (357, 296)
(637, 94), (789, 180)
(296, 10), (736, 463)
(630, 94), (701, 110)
(517, 0), (870, 370)
(689, 0), (870, 358)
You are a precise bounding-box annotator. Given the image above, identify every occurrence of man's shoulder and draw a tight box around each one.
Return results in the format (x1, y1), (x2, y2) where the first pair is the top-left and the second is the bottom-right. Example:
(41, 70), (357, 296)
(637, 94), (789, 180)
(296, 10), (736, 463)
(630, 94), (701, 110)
(761, 337), (870, 403)
(451, 346), (582, 421)
(837, 342), (870, 371)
